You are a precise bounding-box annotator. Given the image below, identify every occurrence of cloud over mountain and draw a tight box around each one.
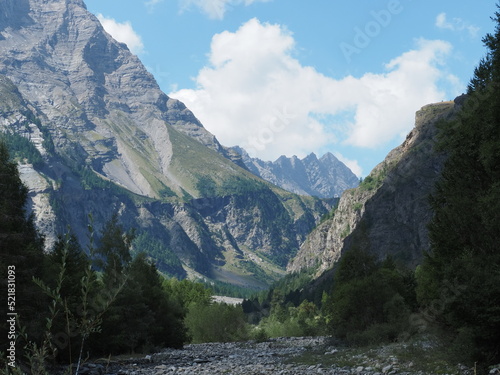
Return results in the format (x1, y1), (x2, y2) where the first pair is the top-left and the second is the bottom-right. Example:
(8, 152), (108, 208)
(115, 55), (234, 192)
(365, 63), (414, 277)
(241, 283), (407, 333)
(97, 14), (145, 55)
(170, 18), (459, 162)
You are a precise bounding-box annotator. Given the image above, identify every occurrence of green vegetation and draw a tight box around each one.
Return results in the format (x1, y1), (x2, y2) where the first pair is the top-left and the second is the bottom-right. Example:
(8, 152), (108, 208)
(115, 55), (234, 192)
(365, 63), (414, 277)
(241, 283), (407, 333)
(159, 185), (176, 198)
(415, 5), (500, 369)
(132, 232), (185, 278)
(352, 202), (363, 212)
(241, 9), (500, 371)
(0, 149), (193, 371)
(0, 132), (44, 168)
(0, 153), (261, 369)
(185, 303), (249, 343)
(78, 165), (125, 194)
(318, 206), (336, 224)
(358, 167), (387, 191)
(195, 175), (218, 197)
(241, 269), (328, 335)
(339, 224), (351, 239)
(217, 175), (264, 196)
(323, 249), (416, 346)
(2, 5), (500, 373)
(25, 111), (55, 155)
(258, 299), (325, 338)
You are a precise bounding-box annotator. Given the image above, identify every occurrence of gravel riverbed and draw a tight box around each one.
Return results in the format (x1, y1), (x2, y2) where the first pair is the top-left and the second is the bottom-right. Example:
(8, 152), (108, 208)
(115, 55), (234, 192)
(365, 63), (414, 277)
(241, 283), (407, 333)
(72, 336), (489, 375)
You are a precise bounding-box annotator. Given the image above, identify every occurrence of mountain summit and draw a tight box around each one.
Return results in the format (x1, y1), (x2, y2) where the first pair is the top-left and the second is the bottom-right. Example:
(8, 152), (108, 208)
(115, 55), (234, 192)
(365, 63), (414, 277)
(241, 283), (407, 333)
(233, 147), (359, 198)
(0, 0), (234, 198)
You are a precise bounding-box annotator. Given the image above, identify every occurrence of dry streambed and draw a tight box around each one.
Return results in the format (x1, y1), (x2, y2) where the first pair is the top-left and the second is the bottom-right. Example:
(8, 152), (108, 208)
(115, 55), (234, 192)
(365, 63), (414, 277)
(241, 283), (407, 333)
(74, 336), (491, 375)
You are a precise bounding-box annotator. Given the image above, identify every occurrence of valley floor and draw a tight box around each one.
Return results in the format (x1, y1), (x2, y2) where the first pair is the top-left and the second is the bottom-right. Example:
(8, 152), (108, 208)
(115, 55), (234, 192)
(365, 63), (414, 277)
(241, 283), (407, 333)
(73, 336), (483, 375)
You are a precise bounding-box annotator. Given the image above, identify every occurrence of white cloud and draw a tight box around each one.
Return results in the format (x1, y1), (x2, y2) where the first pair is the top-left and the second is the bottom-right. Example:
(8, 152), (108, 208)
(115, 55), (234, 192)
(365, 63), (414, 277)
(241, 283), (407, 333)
(436, 12), (480, 37)
(179, 0), (272, 20)
(170, 19), (457, 162)
(97, 14), (145, 55)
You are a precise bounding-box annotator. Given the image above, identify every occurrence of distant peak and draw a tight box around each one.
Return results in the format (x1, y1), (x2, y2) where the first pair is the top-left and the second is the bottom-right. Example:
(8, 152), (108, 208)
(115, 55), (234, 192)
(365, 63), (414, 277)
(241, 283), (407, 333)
(304, 152), (318, 161)
(319, 152), (338, 162)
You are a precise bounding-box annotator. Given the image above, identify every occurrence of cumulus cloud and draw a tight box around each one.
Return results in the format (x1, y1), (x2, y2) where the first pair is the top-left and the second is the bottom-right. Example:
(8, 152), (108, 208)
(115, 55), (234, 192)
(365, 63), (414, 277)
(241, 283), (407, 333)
(179, 0), (272, 20)
(97, 14), (145, 55)
(170, 18), (457, 162)
(436, 12), (480, 37)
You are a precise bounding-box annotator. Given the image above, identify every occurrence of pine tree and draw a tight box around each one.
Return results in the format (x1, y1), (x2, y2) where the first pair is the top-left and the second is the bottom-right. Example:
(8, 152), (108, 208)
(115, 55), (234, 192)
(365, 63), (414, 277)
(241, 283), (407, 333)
(0, 139), (45, 354)
(93, 253), (186, 354)
(94, 213), (134, 287)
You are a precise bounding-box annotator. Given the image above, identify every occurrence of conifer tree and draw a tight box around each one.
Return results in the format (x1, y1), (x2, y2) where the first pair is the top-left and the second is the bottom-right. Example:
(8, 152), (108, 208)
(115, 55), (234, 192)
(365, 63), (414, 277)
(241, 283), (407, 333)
(0, 140), (45, 354)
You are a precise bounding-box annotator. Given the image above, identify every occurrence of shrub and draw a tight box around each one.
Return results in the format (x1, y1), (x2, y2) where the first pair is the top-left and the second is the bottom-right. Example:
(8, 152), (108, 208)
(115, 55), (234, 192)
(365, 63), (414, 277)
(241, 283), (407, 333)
(185, 302), (249, 343)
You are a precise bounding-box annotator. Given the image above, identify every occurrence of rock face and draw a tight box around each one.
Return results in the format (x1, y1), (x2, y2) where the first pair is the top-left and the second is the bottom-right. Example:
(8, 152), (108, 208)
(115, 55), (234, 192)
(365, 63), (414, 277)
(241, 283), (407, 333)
(288, 101), (457, 275)
(233, 147), (359, 198)
(0, 0), (330, 287)
(0, 0), (225, 197)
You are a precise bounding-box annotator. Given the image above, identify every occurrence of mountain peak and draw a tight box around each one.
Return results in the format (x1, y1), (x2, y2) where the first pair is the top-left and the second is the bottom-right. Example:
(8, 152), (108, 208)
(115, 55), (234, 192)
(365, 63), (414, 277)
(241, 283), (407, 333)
(0, 0), (228, 197)
(304, 152), (318, 161)
(234, 149), (359, 198)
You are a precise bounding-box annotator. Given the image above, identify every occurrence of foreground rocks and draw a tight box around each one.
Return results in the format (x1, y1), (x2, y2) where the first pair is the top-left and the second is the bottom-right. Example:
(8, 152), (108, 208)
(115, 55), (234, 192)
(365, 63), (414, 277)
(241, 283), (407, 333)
(73, 336), (475, 375)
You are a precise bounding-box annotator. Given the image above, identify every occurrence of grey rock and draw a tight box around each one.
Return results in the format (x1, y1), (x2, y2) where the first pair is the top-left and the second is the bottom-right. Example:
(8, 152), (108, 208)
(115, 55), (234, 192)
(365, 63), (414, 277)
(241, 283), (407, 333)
(233, 147), (359, 198)
(288, 100), (457, 275)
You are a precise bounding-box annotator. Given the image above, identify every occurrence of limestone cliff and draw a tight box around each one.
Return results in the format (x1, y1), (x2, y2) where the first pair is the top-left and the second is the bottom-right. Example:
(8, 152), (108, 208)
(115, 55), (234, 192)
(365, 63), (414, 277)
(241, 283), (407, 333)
(0, 0), (226, 198)
(287, 100), (457, 275)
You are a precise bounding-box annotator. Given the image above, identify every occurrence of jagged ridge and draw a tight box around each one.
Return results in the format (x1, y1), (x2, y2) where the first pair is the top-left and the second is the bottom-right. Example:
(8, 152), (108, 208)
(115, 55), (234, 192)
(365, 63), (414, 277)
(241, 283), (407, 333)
(232, 147), (359, 198)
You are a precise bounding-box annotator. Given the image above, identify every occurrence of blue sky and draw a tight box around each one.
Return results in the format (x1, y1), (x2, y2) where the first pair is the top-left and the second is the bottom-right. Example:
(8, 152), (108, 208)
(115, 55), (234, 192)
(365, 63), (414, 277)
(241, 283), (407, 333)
(83, 0), (498, 176)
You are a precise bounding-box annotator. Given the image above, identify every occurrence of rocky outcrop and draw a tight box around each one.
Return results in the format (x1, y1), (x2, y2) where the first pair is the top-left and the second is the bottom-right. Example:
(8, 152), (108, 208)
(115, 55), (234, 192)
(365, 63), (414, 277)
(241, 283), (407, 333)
(18, 164), (58, 250)
(287, 187), (375, 274)
(288, 100), (457, 275)
(233, 147), (359, 198)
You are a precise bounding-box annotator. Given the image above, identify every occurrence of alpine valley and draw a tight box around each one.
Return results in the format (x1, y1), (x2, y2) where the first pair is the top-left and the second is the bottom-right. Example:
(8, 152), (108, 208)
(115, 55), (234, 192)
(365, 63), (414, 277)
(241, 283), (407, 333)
(0, 0), (362, 289)
(2, 0), (500, 371)
(0, 0), (472, 292)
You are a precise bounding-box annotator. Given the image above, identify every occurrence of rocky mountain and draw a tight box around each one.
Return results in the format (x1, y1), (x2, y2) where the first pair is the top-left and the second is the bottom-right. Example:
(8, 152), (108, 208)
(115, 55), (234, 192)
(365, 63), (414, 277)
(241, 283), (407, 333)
(0, 0), (331, 289)
(288, 99), (459, 275)
(232, 147), (359, 198)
